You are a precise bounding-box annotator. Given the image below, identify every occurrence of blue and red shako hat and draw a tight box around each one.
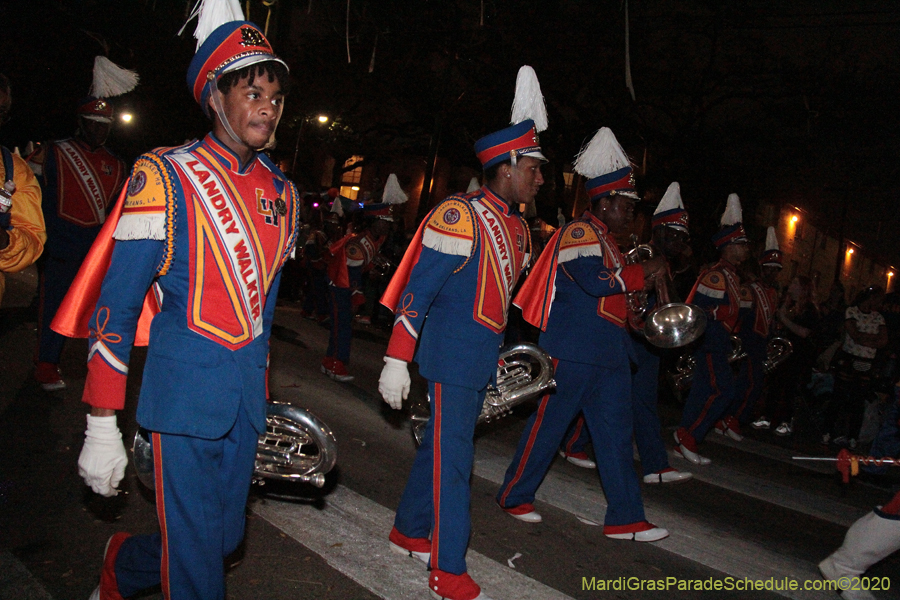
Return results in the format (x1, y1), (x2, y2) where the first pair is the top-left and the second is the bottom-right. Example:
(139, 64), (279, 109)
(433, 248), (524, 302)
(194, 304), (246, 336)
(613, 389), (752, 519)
(77, 97), (114, 123)
(759, 226), (783, 268)
(712, 193), (749, 249)
(651, 182), (689, 232)
(475, 119), (546, 169)
(474, 66), (548, 170)
(574, 128), (640, 202)
(585, 166), (637, 202)
(187, 21), (287, 117)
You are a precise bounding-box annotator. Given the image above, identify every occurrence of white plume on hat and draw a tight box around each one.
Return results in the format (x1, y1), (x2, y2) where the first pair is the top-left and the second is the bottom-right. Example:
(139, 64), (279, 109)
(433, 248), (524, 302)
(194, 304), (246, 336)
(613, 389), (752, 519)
(720, 193), (743, 227)
(182, 0), (244, 50)
(90, 56), (139, 98)
(466, 177), (480, 193)
(381, 173), (409, 205)
(573, 127), (631, 179)
(510, 66), (548, 133)
(654, 181), (684, 216)
(330, 196), (344, 217)
(764, 226), (780, 252)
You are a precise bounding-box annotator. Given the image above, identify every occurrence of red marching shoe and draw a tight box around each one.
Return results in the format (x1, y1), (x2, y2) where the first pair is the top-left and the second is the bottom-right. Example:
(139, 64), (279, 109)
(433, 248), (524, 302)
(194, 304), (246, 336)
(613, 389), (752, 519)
(429, 569), (493, 600)
(89, 532), (131, 600)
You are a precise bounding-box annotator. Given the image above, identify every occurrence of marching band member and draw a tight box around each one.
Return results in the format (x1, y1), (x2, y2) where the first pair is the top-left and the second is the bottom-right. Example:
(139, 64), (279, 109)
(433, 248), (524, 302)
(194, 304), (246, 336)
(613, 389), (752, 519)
(675, 194), (749, 465)
(0, 74), (46, 306)
(54, 6), (299, 598)
(820, 489), (900, 600)
(498, 127), (670, 542)
(558, 182), (694, 485)
(719, 226), (782, 439)
(29, 57), (133, 391)
(321, 198), (398, 382)
(378, 66), (544, 600)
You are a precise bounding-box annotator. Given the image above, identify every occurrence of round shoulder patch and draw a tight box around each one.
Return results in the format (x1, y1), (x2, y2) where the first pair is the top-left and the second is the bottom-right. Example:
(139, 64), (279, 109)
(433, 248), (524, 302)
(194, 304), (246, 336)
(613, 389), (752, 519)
(128, 170), (147, 197)
(443, 207), (461, 225)
(708, 274), (721, 284)
(570, 227), (585, 239)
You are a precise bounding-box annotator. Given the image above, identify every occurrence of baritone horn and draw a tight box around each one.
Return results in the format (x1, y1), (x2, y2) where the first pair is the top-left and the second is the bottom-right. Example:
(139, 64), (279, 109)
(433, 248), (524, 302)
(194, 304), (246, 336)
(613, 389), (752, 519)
(133, 402), (337, 489)
(670, 336), (793, 391)
(410, 342), (556, 445)
(624, 241), (707, 349)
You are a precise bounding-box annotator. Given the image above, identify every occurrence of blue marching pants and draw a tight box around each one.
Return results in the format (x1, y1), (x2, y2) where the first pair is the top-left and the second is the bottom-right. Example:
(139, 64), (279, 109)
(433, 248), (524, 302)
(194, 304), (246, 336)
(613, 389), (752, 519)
(326, 285), (353, 364)
(112, 406), (258, 600)
(498, 358), (646, 527)
(394, 381), (484, 575)
(560, 338), (672, 477)
(679, 345), (736, 442)
(728, 340), (766, 424)
(37, 256), (82, 363)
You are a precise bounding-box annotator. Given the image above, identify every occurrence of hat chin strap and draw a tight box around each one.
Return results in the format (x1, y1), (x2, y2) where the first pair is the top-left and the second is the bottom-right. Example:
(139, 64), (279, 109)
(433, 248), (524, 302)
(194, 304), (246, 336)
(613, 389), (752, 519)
(210, 86), (244, 147)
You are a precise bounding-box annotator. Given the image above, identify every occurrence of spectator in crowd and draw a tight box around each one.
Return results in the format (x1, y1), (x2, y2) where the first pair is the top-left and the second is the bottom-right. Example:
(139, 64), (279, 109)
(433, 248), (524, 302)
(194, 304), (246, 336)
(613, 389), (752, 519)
(0, 74), (46, 307)
(822, 285), (888, 448)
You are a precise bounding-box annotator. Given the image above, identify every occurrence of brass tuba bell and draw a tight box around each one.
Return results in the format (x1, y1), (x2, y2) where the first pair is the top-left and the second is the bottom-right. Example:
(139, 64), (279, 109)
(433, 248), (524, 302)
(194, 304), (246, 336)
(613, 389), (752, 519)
(624, 240), (707, 349)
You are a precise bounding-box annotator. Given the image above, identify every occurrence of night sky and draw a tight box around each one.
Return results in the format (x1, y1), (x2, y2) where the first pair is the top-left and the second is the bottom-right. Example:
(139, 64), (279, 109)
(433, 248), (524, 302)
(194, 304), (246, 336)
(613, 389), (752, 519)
(3, 0), (900, 264)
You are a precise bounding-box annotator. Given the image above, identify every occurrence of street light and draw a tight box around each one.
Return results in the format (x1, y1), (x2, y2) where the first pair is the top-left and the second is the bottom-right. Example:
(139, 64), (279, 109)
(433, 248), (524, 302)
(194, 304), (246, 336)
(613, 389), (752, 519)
(120, 113), (133, 123)
(790, 215), (799, 224)
(317, 115), (329, 124)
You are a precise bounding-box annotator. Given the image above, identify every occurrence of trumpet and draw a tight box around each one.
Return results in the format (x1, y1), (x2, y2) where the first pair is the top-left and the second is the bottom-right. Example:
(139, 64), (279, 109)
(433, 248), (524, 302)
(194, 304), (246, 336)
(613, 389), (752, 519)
(623, 241), (707, 349)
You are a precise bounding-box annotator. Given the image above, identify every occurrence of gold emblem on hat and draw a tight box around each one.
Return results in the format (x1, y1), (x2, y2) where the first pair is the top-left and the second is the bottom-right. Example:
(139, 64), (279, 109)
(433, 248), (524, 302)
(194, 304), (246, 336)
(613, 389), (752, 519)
(240, 26), (270, 48)
(95, 100), (107, 110)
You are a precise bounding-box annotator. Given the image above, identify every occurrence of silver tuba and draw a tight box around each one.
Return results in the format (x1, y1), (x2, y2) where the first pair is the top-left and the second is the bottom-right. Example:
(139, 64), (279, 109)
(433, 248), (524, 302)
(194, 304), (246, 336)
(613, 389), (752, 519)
(133, 401), (337, 489)
(670, 336), (793, 391)
(410, 342), (556, 445)
(623, 241), (707, 349)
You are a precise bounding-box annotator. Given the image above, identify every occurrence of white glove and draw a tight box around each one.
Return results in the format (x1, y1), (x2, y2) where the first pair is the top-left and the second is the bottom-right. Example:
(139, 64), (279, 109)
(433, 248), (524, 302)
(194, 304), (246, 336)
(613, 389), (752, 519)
(78, 414), (128, 497)
(379, 356), (410, 410)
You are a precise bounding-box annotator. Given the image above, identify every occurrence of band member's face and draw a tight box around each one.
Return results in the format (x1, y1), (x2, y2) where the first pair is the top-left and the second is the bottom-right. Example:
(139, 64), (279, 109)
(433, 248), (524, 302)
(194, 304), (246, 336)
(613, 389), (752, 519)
(659, 227), (689, 258)
(509, 156), (544, 206)
(219, 71), (285, 151)
(723, 241), (750, 264)
(78, 117), (111, 149)
(761, 265), (781, 284)
(601, 195), (635, 233)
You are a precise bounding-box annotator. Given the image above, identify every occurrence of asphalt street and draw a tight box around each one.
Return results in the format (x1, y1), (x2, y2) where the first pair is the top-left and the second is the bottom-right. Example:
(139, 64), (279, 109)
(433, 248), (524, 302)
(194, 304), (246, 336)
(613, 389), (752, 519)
(1, 265), (898, 600)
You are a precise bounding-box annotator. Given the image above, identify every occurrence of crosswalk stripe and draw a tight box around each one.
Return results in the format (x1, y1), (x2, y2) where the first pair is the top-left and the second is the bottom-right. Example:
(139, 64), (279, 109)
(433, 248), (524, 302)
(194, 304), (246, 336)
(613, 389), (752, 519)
(475, 439), (838, 600)
(251, 484), (575, 600)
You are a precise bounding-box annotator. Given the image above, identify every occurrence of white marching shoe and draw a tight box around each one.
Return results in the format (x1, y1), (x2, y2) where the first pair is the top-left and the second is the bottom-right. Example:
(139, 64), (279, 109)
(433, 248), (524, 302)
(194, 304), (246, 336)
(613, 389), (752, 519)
(643, 468), (693, 484)
(819, 510), (900, 600)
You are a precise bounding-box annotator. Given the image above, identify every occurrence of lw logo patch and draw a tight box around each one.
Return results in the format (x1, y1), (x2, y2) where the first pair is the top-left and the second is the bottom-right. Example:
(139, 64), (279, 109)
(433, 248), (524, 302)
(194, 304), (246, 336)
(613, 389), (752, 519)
(256, 189), (281, 227)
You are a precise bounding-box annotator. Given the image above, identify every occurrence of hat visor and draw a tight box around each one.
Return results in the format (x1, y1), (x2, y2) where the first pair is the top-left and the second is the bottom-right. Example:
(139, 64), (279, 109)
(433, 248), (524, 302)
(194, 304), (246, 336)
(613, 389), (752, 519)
(221, 55), (290, 77)
(519, 150), (548, 164)
(80, 115), (113, 124)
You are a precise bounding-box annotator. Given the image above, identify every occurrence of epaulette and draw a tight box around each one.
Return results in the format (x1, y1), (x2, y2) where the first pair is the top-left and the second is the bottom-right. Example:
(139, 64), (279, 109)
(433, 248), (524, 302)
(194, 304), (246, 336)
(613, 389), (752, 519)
(422, 195), (477, 258)
(739, 285), (753, 308)
(114, 151), (177, 274)
(696, 269), (727, 299)
(557, 220), (602, 264)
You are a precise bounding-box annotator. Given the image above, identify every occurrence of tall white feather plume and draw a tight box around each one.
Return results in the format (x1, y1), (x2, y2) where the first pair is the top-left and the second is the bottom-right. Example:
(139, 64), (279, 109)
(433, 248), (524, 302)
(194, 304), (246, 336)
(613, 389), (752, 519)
(765, 226), (779, 251)
(331, 196), (344, 217)
(721, 193), (743, 226)
(381, 173), (408, 205)
(573, 127), (632, 179)
(654, 181), (683, 215)
(182, 0), (245, 50)
(90, 56), (139, 98)
(466, 177), (480, 193)
(510, 66), (548, 133)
